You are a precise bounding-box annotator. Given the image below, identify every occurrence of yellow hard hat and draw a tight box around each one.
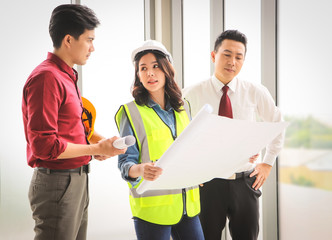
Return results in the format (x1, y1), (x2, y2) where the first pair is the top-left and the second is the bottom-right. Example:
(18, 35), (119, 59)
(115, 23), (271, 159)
(81, 97), (96, 140)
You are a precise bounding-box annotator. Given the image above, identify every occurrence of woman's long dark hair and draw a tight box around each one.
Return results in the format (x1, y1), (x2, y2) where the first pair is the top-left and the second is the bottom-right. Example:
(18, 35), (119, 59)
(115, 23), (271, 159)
(132, 50), (184, 112)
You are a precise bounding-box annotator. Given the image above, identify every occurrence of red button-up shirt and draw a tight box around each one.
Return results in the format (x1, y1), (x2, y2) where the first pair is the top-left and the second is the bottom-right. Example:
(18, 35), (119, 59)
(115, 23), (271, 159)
(22, 52), (91, 169)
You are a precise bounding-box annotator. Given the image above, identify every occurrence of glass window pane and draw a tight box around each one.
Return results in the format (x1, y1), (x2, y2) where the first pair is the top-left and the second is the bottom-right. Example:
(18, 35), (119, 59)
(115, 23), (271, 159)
(79, 1), (144, 239)
(0, 1), (69, 239)
(224, 1), (262, 239)
(225, 0), (261, 84)
(278, 0), (332, 239)
(183, 0), (210, 87)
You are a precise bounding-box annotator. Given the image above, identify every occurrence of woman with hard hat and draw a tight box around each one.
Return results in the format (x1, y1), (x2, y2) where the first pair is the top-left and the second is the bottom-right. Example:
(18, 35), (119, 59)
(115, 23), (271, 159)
(115, 40), (204, 240)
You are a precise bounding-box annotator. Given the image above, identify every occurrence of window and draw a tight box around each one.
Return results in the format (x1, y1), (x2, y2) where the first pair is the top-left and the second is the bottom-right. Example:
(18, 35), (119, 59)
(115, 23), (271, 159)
(183, 0), (211, 87)
(278, 0), (332, 239)
(224, 1), (262, 239)
(79, 1), (144, 238)
(225, 0), (261, 84)
(0, 1), (69, 238)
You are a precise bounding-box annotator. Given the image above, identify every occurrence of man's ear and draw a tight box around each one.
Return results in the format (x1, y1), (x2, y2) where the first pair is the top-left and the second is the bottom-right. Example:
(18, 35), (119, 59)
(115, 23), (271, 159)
(63, 34), (72, 48)
(211, 51), (216, 63)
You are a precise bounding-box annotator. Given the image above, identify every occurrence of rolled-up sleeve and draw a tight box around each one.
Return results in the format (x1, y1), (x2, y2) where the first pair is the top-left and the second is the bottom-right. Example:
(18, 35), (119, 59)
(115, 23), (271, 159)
(117, 110), (141, 187)
(24, 71), (67, 160)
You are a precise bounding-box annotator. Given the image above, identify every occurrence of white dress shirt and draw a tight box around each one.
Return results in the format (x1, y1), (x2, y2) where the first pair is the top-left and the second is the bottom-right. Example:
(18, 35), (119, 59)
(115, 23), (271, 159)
(182, 75), (285, 172)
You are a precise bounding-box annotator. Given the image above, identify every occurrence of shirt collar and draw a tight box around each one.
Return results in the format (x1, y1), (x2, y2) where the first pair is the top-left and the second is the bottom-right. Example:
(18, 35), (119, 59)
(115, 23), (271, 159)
(212, 74), (237, 94)
(147, 98), (173, 111)
(47, 52), (78, 82)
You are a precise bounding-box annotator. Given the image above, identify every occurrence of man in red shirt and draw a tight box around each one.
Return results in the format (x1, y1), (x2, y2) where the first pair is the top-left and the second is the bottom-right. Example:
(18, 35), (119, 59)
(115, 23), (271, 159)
(22, 4), (126, 240)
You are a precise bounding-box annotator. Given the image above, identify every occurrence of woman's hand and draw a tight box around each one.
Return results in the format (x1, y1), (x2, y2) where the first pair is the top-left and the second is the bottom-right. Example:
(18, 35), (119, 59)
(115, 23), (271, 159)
(140, 162), (163, 181)
(128, 162), (163, 181)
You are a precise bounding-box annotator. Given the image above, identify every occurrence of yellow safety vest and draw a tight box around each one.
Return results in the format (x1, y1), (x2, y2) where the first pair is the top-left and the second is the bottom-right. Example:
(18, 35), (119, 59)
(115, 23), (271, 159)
(115, 101), (200, 225)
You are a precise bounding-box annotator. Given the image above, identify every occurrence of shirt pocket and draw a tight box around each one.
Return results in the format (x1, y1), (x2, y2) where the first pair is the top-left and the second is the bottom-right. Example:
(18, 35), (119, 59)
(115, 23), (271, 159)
(233, 103), (256, 121)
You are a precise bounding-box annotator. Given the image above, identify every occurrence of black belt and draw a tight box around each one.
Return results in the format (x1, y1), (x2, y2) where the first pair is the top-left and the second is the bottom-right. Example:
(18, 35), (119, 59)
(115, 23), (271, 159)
(235, 170), (254, 179)
(37, 164), (90, 174)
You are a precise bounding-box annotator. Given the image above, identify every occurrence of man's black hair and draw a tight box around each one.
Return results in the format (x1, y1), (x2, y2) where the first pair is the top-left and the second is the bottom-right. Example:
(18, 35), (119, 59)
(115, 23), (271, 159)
(49, 4), (100, 49)
(214, 30), (247, 53)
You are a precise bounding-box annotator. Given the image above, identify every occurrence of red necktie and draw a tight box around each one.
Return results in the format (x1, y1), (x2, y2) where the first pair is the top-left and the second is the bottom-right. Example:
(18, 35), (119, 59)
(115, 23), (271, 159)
(218, 85), (233, 118)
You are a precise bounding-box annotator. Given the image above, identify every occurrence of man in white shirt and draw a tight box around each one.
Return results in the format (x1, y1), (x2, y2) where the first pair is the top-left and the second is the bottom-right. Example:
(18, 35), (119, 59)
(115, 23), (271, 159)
(183, 30), (284, 240)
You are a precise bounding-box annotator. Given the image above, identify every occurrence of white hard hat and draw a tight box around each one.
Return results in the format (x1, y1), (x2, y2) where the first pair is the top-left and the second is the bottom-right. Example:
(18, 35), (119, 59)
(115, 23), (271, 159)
(131, 40), (173, 64)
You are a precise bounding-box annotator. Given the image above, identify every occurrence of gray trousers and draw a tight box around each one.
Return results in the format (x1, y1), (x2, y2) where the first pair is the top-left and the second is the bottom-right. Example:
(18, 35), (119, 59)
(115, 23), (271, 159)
(29, 169), (89, 240)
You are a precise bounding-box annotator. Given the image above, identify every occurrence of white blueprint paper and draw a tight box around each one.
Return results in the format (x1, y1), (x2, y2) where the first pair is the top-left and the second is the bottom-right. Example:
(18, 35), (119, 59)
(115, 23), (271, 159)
(136, 104), (288, 194)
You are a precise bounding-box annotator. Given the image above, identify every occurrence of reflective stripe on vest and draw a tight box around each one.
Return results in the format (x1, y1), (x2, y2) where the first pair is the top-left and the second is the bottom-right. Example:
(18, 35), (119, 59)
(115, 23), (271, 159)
(115, 100), (200, 225)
